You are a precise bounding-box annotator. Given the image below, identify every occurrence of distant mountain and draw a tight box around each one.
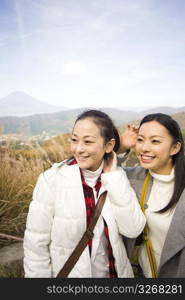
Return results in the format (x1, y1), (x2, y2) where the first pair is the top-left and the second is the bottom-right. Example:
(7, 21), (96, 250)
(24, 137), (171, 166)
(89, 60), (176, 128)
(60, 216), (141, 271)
(0, 108), (87, 135)
(0, 106), (184, 136)
(119, 110), (185, 133)
(138, 106), (185, 117)
(172, 112), (185, 129)
(0, 107), (139, 136)
(117, 106), (151, 112)
(96, 107), (139, 125)
(0, 91), (67, 116)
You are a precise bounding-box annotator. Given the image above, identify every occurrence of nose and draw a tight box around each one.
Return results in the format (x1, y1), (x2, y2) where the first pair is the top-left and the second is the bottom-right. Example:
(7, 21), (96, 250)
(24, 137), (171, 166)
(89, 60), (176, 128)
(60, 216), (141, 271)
(140, 141), (150, 152)
(75, 141), (85, 153)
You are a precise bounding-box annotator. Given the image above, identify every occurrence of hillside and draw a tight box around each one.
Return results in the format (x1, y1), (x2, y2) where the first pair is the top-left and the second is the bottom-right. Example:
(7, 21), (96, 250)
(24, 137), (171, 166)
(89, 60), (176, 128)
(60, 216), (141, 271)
(119, 111), (185, 133)
(0, 107), (139, 135)
(171, 112), (185, 129)
(138, 106), (185, 117)
(0, 106), (184, 136)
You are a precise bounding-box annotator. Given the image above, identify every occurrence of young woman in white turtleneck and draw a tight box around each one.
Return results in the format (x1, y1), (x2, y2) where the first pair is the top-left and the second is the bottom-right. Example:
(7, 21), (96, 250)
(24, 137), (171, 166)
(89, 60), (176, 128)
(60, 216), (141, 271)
(120, 113), (185, 278)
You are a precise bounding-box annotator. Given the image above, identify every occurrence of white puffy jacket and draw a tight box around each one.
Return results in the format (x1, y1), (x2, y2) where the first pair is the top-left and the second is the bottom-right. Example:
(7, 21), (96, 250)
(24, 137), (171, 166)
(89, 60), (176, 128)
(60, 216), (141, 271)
(23, 161), (145, 277)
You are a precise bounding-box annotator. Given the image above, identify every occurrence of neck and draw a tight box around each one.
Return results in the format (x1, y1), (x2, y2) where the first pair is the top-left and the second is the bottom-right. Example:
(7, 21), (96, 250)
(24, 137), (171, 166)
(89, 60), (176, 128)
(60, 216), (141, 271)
(149, 159), (174, 175)
(85, 160), (104, 173)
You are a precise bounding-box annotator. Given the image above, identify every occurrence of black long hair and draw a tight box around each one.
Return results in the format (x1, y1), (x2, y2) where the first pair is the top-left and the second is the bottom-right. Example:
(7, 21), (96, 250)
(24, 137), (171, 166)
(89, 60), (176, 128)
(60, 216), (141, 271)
(73, 109), (120, 159)
(140, 113), (185, 213)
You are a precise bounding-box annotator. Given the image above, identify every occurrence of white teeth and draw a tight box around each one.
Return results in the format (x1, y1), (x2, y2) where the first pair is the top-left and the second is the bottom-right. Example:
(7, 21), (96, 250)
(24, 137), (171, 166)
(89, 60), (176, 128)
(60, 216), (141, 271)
(141, 155), (154, 160)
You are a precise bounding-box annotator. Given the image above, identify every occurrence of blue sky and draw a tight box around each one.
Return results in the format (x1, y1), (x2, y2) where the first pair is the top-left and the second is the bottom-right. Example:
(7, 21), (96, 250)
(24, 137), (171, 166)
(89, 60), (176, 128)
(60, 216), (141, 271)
(0, 0), (185, 108)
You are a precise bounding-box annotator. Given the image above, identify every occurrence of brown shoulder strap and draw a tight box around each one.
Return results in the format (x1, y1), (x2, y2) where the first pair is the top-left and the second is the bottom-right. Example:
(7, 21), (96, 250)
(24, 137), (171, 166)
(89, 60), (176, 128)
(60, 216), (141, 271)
(56, 191), (107, 278)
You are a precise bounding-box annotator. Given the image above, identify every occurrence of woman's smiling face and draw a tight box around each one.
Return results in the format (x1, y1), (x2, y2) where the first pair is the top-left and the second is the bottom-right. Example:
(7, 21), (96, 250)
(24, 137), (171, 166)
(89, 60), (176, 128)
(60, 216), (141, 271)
(135, 120), (179, 175)
(71, 118), (113, 171)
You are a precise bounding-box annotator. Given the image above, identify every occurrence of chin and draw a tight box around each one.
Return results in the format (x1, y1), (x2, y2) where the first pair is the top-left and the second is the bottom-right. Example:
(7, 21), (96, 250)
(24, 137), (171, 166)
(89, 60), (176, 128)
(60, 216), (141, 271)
(78, 162), (92, 170)
(139, 161), (153, 170)
(78, 162), (88, 168)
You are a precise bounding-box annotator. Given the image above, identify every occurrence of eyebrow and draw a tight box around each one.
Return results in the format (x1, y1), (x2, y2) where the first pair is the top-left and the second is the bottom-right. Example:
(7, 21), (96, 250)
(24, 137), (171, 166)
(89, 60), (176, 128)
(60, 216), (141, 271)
(72, 133), (97, 138)
(138, 134), (164, 138)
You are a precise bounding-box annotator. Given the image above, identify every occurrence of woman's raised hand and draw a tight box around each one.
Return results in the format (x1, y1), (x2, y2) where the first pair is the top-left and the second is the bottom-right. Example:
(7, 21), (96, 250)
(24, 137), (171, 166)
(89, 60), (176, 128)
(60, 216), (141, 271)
(103, 151), (117, 173)
(120, 124), (139, 152)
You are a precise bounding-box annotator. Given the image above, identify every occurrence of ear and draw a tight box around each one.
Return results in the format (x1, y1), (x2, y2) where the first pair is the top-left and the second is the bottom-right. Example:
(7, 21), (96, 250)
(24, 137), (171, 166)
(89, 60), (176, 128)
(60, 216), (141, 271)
(170, 142), (181, 156)
(105, 139), (116, 154)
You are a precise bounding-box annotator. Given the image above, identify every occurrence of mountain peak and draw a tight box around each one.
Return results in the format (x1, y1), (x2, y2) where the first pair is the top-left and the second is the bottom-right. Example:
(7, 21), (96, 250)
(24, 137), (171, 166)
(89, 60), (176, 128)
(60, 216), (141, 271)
(0, 91), (67, 116)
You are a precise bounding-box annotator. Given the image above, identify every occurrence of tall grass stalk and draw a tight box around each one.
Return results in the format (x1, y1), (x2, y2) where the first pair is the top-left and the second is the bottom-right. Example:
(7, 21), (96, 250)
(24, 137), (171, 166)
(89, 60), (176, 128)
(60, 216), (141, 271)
(0, 134), (71, 246)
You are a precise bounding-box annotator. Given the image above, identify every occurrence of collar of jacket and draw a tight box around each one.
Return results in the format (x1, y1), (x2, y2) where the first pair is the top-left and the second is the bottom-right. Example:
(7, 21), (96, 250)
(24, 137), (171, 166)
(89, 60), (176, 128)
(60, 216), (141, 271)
(56, 161), (113, 229)
(145, 172), (185, 273)
(159, 188), (185, 272)
(57, 161), (106, 196)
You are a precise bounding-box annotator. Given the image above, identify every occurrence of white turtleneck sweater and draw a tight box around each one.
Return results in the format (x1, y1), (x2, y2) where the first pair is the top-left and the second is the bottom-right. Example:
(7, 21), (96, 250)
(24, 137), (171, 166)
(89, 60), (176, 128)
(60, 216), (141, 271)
(81, 161), (110, 278)
(138, 168), (176, 278)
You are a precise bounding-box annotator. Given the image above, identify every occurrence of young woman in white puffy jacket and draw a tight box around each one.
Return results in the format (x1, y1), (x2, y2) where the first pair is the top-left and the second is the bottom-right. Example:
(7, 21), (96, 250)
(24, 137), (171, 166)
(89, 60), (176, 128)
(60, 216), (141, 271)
(23, 109), (145, 278)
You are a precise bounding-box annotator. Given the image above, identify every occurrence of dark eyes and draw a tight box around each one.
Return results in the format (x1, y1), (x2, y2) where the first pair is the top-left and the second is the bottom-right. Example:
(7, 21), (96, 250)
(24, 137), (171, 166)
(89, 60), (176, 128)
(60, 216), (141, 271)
(137, 138), (143, 142)
(136, 138), (161, 144)
(71, 137), (77, 143)
(70, 138), (92, 144)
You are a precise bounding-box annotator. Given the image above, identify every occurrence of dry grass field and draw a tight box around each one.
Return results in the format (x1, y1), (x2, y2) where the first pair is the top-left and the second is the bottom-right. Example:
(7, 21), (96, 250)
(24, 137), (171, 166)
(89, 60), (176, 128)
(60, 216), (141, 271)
(0, 133), (71, 245)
